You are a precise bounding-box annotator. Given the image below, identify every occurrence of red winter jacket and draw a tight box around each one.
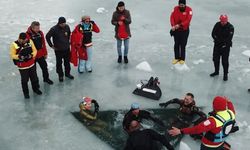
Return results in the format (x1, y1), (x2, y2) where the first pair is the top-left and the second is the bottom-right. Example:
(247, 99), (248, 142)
(181, 101), (235, 148)
(170, 6), (193, 31)
(26, 27), (47, 58)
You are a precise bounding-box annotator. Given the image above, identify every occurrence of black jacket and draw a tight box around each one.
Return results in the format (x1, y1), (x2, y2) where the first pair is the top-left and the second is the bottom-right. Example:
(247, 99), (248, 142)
(212, 22), (234, 47)
(124, 129), (174, 150)
(46, 24), (71, 51)
(123, 110), (165, 131)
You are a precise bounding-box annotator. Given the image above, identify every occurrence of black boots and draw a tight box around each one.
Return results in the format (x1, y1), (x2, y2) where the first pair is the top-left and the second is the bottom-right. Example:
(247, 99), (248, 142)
(34, 89), (42, 95)
(248, 89), (250, 92)
(118, 56), (122, 63)
(223, 74), (228, 81)
(117, 56), (128, 63)
(210, 72), (219, 77)
(124, 56), (128, 64)
(44, 78), (53, 85)
(65, 74), (74, 79)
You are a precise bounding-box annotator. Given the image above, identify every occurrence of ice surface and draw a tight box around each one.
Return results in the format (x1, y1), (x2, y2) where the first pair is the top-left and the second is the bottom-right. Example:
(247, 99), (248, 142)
(1, 0), (250, 150)
(179, 141), (191, 150)
(136, 61), (153, 72)
(96, 7), (108, 14)
(193, 59), (205, 65)
(242, 50), (250, 57)
(172, 63), (191, 72)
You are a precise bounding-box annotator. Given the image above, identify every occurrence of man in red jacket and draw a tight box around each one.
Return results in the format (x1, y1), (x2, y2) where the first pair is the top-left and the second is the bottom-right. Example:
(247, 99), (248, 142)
(168, 96), (236, 150)
(170, 0), (192, 65)
(26, 21), (53, 84)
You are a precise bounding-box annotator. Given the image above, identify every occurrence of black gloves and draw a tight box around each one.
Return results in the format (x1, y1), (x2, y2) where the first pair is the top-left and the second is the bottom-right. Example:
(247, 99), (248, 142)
(159, 102), (168, 107)
(90, 20), (95, 24)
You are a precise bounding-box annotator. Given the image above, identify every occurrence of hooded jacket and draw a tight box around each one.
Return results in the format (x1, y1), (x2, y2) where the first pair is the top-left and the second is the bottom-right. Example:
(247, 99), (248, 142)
(170, 6), (192, 31)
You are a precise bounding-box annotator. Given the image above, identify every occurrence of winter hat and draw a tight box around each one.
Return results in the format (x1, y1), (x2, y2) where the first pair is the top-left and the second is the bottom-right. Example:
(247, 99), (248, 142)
(83, 97), (92, 104)
(179, 0), (186, 5)
(117, 1), (125, 7)
(82, 15), (90, 22)
(131, 102), (140, 110)
(58, 17), (66, 24)
(220, 15), (228, 22)
(213, 96), (227, 111)
(19, 32), (27, 40)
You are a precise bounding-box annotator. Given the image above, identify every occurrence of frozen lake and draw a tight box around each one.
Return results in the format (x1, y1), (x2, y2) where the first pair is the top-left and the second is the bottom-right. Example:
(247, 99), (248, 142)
(0, 0), (250, 149)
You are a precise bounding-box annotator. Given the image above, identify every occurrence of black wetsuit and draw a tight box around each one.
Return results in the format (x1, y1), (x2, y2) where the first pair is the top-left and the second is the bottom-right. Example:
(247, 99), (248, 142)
(124, 129), (174, 150)
(123, 109), (165, 132)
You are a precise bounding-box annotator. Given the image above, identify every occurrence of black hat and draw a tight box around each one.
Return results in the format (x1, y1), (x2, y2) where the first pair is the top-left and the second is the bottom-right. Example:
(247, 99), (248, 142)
(117, 1), (125, 7)
(19, 32), (27, 40)
(58, 17), (66, 24)
(179, 0), (186, 5)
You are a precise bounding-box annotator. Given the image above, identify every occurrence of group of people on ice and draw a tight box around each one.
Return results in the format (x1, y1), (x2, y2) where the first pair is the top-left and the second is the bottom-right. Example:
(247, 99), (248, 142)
(9, 0), (242, 149)
(79, 93), (238, 150)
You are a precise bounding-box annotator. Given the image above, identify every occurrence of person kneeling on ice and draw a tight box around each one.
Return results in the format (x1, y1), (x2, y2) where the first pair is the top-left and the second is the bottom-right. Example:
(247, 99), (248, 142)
(168, 96), (238, 150)
(159, 93), (207, 138)
(124, 120), (174, 150)
(123, 102), (165, 133)
(79, 97), (99, 125)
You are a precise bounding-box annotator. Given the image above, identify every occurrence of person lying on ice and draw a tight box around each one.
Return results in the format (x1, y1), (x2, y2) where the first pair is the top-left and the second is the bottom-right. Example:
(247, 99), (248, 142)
(123, 102), (165, 133)
(159, 93), (207, 139)
(79, 97), (99, 125)
(168, 96), (237, 150)
(124, 120), (174, 150)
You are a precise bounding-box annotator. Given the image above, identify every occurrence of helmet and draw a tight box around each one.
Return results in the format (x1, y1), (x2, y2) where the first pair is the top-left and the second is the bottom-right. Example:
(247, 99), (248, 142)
(213, 96), (227, 111)
(131, 102), (140, 110)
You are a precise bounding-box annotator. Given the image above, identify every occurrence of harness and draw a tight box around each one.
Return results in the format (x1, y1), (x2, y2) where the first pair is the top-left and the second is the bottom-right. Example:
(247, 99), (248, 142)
(13, 40), (33, 65)
(28, 31), (43, 50)
(79, 23), (93, 45)
(204, 110), (235, 143)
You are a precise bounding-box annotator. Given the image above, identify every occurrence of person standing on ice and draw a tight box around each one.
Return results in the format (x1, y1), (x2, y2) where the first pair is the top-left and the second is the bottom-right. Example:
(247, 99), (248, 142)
(170, 0), (192, 65)
(124, 120), (174, 150)
(169, 96), (237, 150)
(210, 15), (234, 81)
(26, 21), (53, 85)
(111, 1), (131, 64)
(70, 16), (100, 73)
(46, 17), (74, 82)
(10, 33), (42, 99)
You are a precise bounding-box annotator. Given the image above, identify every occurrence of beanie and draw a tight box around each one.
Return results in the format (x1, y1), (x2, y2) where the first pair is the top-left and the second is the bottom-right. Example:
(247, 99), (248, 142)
(58, 17), (66, 24)
(19, 32), (27, 40)
(117, 1), (125, 7)
(220, 15), (228, 22)
(213, 96), (227, 111)
(179, 0), (186, 5)
(131, 102), (140, 110)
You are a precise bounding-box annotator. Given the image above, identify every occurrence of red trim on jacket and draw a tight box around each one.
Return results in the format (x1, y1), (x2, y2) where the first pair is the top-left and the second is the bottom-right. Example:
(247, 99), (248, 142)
(170, 6), (192, 31)
(181, 101), (235, 147)
(26, 27), (47, 58)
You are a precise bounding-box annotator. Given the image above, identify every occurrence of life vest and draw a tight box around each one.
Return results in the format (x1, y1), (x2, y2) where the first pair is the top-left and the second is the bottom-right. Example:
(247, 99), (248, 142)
(28, 31), (43, 50)
(204, 110), (235, 143)
(13, 40), (34, 68)
(79, 23), (93, 46)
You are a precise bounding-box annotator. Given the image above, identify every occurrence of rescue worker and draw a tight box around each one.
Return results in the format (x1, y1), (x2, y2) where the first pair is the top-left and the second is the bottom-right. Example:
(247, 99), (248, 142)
(159, 93), (207, 128)
(210, 15), (234, 81)
(79, 97), (99, 125)
(111, 1), (132, 63)
(70, 16), (100, 73)
(124, 120), (174, 150)
(10, 32), (42, 99)
(46, 17), (74, 82)
(123, 102), (165, 133)
(170, 0), (193, 65)
(168, 96), (237, 150)
(26, 21), (53, 85)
